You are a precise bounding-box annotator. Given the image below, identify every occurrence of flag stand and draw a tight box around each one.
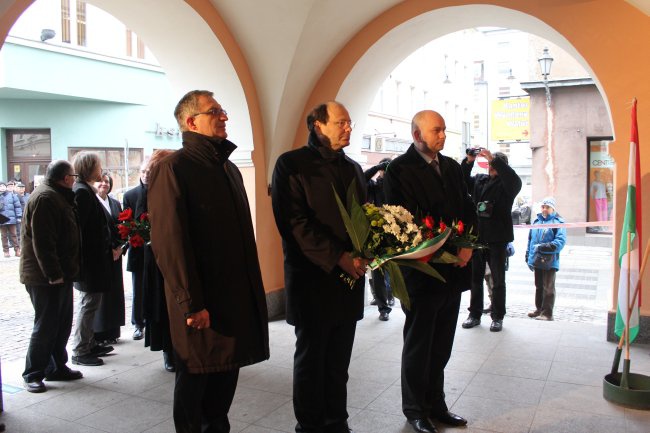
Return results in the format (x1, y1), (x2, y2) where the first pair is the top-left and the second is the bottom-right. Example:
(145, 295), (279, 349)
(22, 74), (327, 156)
(603, 237), (650, 409)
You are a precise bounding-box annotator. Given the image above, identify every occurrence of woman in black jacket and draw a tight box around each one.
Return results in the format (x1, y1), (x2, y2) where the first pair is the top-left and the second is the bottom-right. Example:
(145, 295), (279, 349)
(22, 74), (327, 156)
(71, 152), (114, 367)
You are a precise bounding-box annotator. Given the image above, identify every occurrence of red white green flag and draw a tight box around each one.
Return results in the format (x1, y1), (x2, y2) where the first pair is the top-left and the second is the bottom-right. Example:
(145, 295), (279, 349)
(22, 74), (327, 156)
(615, 98), (641, 343)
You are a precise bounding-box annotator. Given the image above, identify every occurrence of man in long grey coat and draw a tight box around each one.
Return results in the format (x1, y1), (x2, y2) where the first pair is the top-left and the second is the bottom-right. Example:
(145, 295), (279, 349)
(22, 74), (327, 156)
(148, 90), (269, 433)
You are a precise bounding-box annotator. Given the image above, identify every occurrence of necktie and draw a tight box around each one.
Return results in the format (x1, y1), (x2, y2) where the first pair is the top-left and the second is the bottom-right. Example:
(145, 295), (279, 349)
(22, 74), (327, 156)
(431, 159), (441, 176)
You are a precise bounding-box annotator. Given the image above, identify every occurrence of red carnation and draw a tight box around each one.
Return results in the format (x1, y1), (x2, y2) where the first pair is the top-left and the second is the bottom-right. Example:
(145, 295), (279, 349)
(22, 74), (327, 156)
(129, 233), (145, 248)
(423, 215), (435, 230)
(117, 224), (131, 239)
(118, 208), (133, 222)
(439, 221), (447, 232)
(456, 220), (465, 235)
(140, 212), (149, 222)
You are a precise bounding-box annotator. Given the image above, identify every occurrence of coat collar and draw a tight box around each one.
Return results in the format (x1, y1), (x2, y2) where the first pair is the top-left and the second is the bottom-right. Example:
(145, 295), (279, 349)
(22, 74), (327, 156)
(307, 131), (347, 161)
(182, 131), (237, 164)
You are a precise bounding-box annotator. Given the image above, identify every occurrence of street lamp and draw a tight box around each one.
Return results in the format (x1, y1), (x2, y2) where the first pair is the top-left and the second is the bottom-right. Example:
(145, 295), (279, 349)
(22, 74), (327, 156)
(538, 47), (554, 106)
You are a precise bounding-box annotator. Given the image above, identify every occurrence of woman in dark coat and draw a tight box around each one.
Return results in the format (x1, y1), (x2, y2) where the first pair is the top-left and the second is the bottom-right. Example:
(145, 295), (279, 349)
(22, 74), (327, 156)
(93, 172), (125, 344)
(71, 152), (114, 367)
(142, 150), (175, 372)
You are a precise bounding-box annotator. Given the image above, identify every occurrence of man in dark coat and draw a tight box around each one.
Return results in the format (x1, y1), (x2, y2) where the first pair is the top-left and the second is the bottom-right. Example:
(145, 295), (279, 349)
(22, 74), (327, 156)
(383, 110), (476, 433)
(122, 164), (149, 340)
(20, 160), (82, 393)
(272, 101), (368, 433)
(148, 90), (269, 433)
(460, 149), (521, 332)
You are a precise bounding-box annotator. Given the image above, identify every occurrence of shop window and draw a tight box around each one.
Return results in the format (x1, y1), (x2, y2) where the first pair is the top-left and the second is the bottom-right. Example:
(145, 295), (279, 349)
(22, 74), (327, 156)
(587, 137), (614, 234)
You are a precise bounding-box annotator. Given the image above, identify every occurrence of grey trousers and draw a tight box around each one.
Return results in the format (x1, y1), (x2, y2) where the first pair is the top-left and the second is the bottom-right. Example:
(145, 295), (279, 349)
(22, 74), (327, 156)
(72, 290), (102, 356)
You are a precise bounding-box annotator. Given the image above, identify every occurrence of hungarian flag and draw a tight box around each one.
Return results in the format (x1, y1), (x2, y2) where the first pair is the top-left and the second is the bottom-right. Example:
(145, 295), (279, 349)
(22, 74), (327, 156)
(615, 98), (641, 343)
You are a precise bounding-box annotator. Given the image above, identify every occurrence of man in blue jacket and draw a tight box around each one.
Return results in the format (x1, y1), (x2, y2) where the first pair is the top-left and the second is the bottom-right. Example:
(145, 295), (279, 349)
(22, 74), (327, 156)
(525, 197), (566, 321)
(1, 180), (23, 257)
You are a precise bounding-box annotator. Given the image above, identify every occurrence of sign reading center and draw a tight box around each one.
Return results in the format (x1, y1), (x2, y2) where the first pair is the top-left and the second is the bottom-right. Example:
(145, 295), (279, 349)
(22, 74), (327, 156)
(491, 97), (530, 142)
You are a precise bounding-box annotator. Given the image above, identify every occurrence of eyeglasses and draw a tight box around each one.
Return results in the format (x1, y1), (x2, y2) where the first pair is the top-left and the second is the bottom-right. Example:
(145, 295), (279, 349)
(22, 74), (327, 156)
(66, 173), (79, 178)
(191, 108), (228, 118)
(331, 120), (355, 129)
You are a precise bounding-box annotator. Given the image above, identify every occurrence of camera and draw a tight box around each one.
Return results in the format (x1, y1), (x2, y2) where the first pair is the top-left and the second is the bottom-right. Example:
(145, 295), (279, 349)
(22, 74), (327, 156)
(477, 200), (493, 218)
(466, 147), (483, 156)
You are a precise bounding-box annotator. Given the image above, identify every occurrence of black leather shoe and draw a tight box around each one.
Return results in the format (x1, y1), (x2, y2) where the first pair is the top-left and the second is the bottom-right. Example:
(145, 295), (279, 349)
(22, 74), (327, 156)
(90, 345), (114, 357)
(72, 354), (104, 366)
(45, 367), (83, 381)
(379, 311), (389, 321)
(133, 328), (144, 340)
(434, 411), (467, 427)
(462, 316), (481, 329)
(408, 418), (438, 433)
(490, 320), (503, 332)
(388, 297), (395, 306)
(163, 351), (176, 372)
(24, 379), (46, 393)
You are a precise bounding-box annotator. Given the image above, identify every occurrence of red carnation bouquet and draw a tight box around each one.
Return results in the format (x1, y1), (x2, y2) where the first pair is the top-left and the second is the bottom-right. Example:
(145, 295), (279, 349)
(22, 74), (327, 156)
(117, 208), (151, 248)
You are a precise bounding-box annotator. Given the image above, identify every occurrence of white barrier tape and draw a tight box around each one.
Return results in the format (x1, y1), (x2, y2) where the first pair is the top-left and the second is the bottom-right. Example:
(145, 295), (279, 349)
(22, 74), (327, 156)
(513, 221), (613, 229)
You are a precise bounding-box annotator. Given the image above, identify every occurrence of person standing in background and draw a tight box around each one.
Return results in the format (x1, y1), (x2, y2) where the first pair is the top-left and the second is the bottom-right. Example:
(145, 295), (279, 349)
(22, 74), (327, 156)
(123, 161), (149, 340)
(1, 180), (22, 258)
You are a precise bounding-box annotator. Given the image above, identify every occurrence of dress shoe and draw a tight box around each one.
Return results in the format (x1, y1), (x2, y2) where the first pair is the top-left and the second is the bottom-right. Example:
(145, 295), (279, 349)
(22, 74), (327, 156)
(434, 411), (467, 427)
(535, 315), (553, 321)
(482, 304), (492, 314)
(24, 379), (46, 393)
(527, 310), (541, 318)
(462, 316), (481, 329)
(407, 418), (438, 433)
(45, 367), (83, 381)
(369, 298), (378, 306)
(90, 345), (114, 357)
(133, 328), (144, 340)
(163, 351), (176, 372)
(379, 311), (389, 321)
(72, 354), (104, 366)
(388, 297), (395, 306)
(490, 320), (503, 332)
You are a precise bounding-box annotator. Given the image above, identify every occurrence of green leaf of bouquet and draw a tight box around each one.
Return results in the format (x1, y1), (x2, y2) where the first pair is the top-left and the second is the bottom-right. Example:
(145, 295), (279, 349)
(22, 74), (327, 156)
(384, 260), (410, 310)
(332, 182), (369, 253)
(429, 251), (461, 264)
(332, 184), (359, 251)
(394, 259), (446, 283)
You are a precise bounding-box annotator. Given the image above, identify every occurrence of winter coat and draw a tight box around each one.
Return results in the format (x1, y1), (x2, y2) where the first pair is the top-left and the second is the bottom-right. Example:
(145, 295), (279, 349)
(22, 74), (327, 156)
(73, 181), (112, 293)
(122, 182), (147, 272)
(148, 131), (269, 374)
(19, 179), (80, 285)
(461, 156), (522, 243)
(0, 191), (23, 225)
(526, 211), (566, 270)
(272, 132), (367, 326)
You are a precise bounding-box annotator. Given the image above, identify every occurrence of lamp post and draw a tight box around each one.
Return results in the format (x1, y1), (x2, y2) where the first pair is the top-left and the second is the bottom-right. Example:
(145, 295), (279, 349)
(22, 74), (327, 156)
(538, 47), (554, 106)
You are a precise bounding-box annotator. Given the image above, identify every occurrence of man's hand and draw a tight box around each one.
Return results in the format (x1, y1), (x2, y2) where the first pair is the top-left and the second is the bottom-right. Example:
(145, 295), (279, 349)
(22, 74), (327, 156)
(454, 247), (472, 267)
(186, 308), (210, 330)
(478, 148), (494, 161)
(338, 252), (368, 279)
(112, 247), (122, 261)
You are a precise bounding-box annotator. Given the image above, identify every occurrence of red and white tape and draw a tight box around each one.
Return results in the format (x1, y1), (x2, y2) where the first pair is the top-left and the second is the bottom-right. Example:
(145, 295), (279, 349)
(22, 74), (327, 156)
(513, 221), (613, 229)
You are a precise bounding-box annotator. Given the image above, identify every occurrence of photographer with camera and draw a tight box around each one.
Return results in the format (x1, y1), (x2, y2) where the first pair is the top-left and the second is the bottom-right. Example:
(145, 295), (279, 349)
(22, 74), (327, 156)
(461, 148), (521, 332)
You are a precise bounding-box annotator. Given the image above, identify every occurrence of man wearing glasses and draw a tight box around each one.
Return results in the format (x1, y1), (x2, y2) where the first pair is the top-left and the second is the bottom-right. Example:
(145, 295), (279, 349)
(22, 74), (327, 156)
(21, 161), (82, 393)
(148, 90), (269, 433)
(122, 161), (150, 340)
(272, 101), (367, 433)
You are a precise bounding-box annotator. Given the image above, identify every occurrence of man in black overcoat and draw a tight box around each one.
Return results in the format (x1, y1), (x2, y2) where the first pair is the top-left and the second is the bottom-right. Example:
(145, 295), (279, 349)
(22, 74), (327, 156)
(460, 149), (522, 332)
(272, 101), (368, 433)
(122, 163), (148, 340)
(383, 110), (477, 433)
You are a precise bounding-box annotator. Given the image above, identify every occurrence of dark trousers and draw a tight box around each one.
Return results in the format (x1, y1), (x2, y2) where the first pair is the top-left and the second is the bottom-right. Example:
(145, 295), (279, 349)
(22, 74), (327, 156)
(131, 270), (145, 328)
(534, 268), (557, 317)
(401, 288), (460, 420)
(23, 283), (73, 382)
(468, 243), (507, 320)
(1, 224), (18, 253)
(293, 320), (356, 433)
(173, 354), (239, 433)
(370, 269), (392, 314)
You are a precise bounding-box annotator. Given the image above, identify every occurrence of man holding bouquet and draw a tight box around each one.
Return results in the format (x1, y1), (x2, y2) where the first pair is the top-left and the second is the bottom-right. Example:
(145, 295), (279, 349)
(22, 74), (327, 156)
(384, 110), (477, 433)
(272, 101), (367, 433)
